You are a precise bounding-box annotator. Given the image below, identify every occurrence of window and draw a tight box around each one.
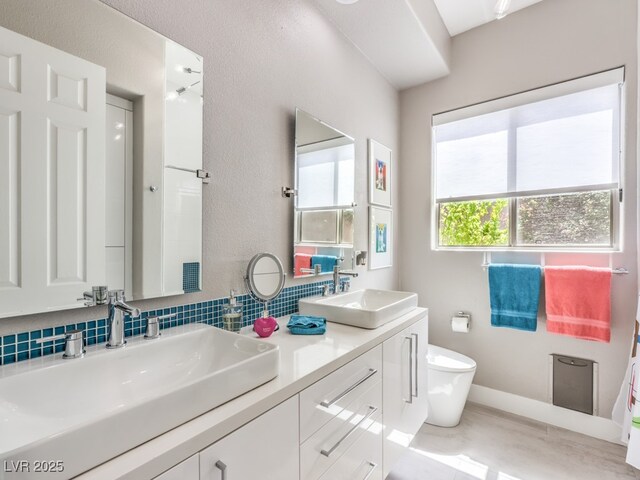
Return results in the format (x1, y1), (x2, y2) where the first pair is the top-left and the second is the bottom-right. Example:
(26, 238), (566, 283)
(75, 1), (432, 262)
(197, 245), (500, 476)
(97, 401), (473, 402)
(432, 68), (623, 249)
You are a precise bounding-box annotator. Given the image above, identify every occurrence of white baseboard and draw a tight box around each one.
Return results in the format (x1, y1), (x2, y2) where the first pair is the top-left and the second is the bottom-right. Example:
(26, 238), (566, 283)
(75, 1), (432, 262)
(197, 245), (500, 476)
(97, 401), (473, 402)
(468, 384), (623, 445)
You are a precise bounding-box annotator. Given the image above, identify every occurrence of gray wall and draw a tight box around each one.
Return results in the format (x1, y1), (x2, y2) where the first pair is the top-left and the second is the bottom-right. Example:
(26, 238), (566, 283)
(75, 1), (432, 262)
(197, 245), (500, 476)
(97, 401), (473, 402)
(399, 0), (638, 417)
(0, 0), (399, 335)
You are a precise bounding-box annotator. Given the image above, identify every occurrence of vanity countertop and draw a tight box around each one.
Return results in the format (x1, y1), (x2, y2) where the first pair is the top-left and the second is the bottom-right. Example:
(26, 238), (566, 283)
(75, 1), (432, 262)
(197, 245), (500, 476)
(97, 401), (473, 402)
(77, 307), (428, 480)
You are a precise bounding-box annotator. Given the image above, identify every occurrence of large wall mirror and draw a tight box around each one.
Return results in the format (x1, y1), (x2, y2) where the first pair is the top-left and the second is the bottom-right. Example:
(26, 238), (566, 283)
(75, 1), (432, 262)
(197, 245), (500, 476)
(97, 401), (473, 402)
(293, 109), (355, 278)
(0, 0), (204, 318)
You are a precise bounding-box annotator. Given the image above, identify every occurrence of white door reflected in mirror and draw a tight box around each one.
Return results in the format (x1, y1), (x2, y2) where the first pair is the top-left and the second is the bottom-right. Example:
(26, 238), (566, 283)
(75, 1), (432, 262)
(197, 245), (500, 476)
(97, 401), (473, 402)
(0, 1), (204, 318)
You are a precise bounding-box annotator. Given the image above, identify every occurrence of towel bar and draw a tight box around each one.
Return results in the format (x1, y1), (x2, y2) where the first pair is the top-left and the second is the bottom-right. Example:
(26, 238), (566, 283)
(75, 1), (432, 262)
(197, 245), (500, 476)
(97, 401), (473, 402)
(481, 264), (628, 275)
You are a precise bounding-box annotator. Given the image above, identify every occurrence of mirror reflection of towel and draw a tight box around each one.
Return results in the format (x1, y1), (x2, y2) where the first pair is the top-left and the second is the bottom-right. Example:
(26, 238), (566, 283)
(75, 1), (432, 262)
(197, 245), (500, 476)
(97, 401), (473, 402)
(311, 255), (338, 274)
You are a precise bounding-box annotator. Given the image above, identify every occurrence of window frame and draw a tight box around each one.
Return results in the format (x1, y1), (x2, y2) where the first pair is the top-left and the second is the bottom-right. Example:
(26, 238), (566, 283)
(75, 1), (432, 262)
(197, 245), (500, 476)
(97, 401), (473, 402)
(431, 68), (625, 253)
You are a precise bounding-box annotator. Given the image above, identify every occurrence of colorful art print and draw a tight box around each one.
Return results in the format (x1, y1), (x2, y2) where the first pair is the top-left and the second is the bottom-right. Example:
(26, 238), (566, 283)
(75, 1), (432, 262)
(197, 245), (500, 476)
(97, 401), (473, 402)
(375, 159), (387, 192)
(369, 206), (392, 270)
(376, 223), (387, 253)
(368, 139), (392, 207)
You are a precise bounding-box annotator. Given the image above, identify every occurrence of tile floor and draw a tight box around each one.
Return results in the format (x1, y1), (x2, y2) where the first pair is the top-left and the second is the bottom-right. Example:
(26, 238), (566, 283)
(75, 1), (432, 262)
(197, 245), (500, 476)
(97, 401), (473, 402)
(387, 403), (640, 480)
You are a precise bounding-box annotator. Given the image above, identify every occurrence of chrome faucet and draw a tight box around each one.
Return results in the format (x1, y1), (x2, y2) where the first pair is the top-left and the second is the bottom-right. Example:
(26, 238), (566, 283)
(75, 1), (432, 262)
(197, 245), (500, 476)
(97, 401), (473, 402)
(35, 329), (85, 359)
(332, 265), (358, 294)
(77, 285), (109, 307)
(106, 290), (141, 349)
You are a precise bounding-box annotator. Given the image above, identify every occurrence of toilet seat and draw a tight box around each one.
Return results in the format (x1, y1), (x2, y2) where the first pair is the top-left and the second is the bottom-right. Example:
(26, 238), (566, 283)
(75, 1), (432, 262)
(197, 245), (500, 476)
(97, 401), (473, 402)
(427, 345), (476, 373)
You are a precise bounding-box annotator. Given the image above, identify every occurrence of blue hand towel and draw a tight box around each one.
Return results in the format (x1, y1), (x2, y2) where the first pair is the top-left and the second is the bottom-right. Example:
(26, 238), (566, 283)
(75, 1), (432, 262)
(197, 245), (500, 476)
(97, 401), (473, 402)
(287, 314), (326, 335)
(488, 264), (542, 332)
(311, 255), (338, 274)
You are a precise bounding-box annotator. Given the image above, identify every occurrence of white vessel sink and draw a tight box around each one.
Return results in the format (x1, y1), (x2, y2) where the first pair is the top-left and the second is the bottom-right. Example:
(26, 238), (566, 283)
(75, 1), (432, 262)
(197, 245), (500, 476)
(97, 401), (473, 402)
(299, 289), (418, 329)
(0, 323), (279, 479)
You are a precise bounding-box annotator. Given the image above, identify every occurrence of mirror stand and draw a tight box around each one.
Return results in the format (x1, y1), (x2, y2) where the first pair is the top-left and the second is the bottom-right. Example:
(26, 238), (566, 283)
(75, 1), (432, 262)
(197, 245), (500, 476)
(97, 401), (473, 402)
(244, 253), (286, 318)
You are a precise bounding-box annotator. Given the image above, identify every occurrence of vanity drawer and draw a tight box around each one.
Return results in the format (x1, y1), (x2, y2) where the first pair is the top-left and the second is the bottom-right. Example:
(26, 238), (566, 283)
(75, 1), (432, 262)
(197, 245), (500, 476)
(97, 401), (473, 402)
(300, 344), (382, 443)
(300, 379), (382, 480)
(316, 417), (383, 480)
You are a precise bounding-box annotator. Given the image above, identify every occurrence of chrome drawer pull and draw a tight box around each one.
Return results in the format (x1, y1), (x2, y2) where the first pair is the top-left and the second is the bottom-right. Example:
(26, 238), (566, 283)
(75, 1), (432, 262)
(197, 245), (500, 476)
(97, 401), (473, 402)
(215, 460), (227, 480)
(404, 336), (414, 404)
(320, 368), (378, 408)
(411, 332), (419, 398)
(362, 461), (378, 480)
(320, 405), (378, 457)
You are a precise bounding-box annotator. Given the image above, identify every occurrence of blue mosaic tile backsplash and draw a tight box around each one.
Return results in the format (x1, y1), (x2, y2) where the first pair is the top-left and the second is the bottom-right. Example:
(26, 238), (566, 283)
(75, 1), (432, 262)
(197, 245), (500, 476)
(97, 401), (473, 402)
(0, 279), (347, 366)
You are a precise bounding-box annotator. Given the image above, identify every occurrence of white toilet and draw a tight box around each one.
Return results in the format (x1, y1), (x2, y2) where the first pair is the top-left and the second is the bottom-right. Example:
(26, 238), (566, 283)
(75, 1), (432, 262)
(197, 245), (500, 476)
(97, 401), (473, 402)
(426, 344), (477, 427)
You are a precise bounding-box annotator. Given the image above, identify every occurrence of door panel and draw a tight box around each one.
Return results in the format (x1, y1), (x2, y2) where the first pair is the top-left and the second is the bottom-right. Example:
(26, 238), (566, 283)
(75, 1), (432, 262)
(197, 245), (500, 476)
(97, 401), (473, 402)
(47, 120), (87, 284)
(0, 50), (20, 92)
(47, 66), (87, 111)
(0, 109), (19, 290)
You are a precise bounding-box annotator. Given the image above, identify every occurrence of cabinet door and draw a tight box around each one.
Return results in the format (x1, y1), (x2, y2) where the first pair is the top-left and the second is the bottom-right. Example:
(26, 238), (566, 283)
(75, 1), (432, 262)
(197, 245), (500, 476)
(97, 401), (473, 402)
(382, 314), (428, 477)
(200, 396), (299, 480)
(155, 455), (199, 480)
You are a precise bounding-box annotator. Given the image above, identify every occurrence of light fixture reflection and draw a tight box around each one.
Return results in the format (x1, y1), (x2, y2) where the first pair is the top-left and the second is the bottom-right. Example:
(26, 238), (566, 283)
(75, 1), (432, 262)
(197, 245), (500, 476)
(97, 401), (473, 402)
(495, 0), (511, 19)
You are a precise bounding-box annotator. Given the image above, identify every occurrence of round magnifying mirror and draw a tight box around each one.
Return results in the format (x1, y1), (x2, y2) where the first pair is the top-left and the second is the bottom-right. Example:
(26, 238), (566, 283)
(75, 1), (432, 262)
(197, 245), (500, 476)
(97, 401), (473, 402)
(245, 253), (286, 302)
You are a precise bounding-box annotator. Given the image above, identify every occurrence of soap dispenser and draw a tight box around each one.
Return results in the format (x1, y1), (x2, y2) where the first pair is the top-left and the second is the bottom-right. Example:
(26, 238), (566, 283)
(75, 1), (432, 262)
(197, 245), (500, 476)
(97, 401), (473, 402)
(253, 307), (278, 338)
(222, 290), (243, 333)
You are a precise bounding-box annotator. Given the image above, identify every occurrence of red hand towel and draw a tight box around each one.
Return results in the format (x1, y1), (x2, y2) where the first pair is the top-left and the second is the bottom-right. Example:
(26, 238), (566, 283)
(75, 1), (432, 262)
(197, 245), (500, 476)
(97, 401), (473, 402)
(544, 266), (612, 343)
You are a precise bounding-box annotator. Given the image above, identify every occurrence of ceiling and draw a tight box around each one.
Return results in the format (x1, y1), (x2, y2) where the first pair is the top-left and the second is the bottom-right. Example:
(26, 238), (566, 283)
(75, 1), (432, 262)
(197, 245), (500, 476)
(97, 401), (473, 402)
(310, 0), (451, 90)
(433, 0), (544, 37)
(312, 0), (543, 90)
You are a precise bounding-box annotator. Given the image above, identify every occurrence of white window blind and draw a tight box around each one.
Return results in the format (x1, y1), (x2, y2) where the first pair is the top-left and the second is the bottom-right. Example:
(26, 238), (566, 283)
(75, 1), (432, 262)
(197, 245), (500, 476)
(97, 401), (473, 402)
(433, 68), (623, 203)
(297, 141), (355, 208)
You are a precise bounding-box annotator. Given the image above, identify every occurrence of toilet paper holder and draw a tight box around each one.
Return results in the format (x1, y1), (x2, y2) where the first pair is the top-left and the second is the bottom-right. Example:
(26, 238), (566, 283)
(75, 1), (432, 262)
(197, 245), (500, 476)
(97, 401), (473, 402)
(451, 311), (471, 332)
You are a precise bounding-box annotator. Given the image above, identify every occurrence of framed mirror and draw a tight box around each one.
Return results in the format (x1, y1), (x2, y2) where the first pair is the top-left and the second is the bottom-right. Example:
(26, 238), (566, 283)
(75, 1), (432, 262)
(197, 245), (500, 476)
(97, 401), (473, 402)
(245, 253), (286, 303)
(293, 109), (355, 278)
(0, 0), (204, 318)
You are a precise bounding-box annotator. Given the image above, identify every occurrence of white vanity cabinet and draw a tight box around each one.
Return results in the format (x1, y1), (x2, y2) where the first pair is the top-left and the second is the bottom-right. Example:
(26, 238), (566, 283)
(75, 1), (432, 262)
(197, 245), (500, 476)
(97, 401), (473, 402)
(199, 396), (299, 480)
(155, 455), (199, 480)
(141, 310), (429, 480)
(382, 316), (429, 477)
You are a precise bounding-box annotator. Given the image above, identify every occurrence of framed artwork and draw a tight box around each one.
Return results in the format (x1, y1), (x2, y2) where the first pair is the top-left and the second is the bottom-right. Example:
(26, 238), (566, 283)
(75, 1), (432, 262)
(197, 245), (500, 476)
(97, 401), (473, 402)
(368, 139), (392, 207)
(369, 206), (393, 270)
